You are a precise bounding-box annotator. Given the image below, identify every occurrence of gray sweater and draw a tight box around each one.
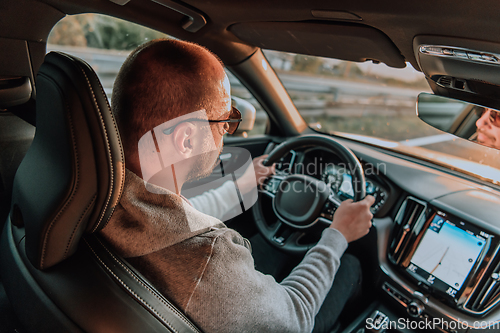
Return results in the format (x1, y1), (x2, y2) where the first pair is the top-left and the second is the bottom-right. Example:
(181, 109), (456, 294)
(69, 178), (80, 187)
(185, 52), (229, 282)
(101, 169), (348, 333)
(188, 180), (242, 220)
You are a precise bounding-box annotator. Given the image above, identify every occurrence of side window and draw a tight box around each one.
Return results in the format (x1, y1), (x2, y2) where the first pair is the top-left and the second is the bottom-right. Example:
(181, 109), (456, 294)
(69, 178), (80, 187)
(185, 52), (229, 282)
(227, 70), (269, 137)
(48, 14), (268, 137)
(48, 14), (168, 102)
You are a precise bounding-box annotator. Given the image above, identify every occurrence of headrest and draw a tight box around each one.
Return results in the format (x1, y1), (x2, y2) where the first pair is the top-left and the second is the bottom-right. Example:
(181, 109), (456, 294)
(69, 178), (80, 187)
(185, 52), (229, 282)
(10, 52), (125, 270)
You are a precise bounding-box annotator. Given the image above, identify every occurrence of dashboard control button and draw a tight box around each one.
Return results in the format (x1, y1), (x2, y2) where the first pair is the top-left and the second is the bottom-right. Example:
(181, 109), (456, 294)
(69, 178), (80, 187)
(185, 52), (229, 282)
(467, 52), (483, 61)
(272, 236), (285, 245)
(320, 212), (333, 220)
(481, 54), (497, 62)
(367, 310), (389, 332)
(383, 282), (411, 307)
(442, 48), (454, 56)
(418, 281), (433, 293)
(407, 300), (424, 317)
(453, 50), (468, 58)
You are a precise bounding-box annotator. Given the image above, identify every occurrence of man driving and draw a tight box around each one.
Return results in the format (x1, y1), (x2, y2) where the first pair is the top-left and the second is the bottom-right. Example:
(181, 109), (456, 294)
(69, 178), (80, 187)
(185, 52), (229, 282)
(100, 38), (374, 333)
(476, 107), (500, 150)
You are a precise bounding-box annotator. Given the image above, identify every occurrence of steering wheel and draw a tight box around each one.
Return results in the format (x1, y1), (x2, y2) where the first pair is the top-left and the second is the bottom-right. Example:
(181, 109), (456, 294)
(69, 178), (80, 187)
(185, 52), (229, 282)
(253, 135), (366, 254)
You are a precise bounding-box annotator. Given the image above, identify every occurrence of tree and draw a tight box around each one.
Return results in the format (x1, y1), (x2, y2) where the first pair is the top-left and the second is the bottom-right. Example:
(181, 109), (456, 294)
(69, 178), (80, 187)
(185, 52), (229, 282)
(292, 54), (322, 74)
(47, 15), (88, 47)
(48, 14), (169, 50)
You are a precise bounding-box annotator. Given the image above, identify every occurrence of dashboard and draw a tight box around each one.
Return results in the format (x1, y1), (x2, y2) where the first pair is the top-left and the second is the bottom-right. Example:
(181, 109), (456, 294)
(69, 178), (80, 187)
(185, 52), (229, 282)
(341, 137), (500, 333)
(262, 138), (500, 332)
(274, 147), (394, 215)
(388, 197), (500, 318)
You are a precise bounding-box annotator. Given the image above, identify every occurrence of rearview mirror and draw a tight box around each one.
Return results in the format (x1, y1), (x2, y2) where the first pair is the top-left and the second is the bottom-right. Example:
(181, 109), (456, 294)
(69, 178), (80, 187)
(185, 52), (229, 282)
(417, 93), (500, 151)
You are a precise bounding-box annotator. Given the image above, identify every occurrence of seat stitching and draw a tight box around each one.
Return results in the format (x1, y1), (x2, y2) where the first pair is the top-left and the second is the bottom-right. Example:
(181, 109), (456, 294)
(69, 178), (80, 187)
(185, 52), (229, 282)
(80, 61), (125, 232)
(74, 64), (115, 232)
(53, 52), (115, 233)
(64, 194), (97, 259)
(40, 74), (80, 268)
(95, 237), (201, 332)
(57, 52), (124, 233)
(84, 65), (126, 231)
(84, 239), (181, 333)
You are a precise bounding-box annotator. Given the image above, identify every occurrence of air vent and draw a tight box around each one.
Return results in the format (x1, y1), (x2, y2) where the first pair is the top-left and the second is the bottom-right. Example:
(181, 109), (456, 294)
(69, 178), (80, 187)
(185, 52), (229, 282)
(389, 197), (427, 266)
(436, 76), (472, 92)
(466, 256), (500, 314)
(438, 76), (452, 87)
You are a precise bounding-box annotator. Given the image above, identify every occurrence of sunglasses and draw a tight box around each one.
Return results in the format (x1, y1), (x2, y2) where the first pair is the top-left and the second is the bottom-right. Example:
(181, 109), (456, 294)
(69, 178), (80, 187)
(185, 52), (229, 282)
(162, 106), (242, 135)
(476, 108), (500, 127)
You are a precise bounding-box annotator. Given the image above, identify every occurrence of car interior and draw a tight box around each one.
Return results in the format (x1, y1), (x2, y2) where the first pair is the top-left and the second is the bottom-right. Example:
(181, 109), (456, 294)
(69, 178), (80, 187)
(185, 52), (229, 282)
(2, 0), (500, 332)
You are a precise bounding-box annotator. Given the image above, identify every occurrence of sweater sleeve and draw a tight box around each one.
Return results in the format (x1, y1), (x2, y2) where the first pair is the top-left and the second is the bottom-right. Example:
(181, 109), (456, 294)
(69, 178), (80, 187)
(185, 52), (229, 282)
(184, 227), (348, 333)
(188, 181), (242, 220)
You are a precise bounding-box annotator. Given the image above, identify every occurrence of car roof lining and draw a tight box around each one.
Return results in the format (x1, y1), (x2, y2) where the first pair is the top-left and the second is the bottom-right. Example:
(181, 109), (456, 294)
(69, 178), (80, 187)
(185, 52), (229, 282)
(229, 21), (405, 68)
(5, 0), (500, 80)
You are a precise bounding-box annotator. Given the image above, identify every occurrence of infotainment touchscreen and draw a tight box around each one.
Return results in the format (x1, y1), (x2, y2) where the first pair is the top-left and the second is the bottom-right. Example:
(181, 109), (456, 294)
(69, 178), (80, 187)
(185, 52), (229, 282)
(407, 213), (487, 299)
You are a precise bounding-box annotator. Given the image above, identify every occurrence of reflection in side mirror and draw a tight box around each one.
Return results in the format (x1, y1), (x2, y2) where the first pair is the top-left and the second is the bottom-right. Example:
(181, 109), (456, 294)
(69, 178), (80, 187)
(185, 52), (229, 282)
(231, 96), (256, 137)
(417, 93), (500, 151)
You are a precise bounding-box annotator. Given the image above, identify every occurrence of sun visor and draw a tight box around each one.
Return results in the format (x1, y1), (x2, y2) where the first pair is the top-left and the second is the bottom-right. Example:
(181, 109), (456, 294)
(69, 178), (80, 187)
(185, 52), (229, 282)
(229, 21), (405, 68)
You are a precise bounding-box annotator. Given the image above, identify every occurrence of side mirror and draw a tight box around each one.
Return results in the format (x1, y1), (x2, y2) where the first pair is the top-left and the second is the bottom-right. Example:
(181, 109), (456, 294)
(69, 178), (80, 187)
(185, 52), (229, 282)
(417, 93), (500, 151)
(231, 96), (255, 137)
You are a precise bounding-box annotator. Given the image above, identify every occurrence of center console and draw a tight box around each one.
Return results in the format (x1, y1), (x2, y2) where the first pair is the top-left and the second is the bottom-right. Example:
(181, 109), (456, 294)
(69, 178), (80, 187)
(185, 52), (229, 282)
(351, 194), (500, 333)
(388, 197), (500, 316)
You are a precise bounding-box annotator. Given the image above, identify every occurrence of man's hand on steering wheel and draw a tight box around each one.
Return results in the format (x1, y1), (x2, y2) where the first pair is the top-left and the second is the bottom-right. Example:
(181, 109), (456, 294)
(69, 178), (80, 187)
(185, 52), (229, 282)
(238, 155), (276, 194)
(254, 135), (372, 254)
(329, 196), (375, 243)
(253, 155), (276, 186)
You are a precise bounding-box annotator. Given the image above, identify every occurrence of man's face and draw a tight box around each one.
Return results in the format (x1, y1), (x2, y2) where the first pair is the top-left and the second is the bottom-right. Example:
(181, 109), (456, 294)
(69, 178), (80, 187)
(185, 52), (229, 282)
(476, 108), (500, 150)
(185, 74), (231, 181)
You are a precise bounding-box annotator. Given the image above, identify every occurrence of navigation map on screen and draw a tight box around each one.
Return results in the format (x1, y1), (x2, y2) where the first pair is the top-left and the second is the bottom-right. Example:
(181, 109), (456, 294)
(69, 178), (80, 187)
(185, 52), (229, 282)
(409, 215), (486, 291)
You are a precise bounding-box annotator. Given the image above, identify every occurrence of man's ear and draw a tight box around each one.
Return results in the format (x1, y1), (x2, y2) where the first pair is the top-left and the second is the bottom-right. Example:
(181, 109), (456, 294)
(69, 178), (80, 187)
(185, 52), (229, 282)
(172, 122), (196, 156)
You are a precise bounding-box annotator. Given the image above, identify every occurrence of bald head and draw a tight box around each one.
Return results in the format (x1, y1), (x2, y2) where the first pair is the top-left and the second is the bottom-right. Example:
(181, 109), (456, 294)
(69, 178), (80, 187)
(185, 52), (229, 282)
(112, 39), (228, 167)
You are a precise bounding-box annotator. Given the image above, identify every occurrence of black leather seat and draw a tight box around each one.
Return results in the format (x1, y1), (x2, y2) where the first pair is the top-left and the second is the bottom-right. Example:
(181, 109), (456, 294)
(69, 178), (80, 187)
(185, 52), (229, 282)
(0, 52), (201, 333)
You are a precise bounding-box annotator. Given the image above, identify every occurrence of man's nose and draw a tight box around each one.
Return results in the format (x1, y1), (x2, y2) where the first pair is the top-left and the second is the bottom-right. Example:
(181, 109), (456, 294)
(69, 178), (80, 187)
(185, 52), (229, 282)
(477, 110), (490, 127)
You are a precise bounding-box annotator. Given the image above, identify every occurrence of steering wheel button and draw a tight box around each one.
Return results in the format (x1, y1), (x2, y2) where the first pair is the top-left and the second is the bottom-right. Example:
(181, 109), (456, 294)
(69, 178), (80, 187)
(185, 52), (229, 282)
(273, 236), (285, 245)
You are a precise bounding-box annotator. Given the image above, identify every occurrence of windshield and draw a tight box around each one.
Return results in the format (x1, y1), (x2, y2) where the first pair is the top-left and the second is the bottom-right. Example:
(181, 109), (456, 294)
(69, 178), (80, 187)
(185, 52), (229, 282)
(265, 50), (500, 184)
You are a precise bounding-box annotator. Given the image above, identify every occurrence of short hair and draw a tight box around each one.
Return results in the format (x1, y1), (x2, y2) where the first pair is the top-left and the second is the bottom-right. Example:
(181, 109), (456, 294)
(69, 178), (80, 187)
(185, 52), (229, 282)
(111, 39), (226, 163)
